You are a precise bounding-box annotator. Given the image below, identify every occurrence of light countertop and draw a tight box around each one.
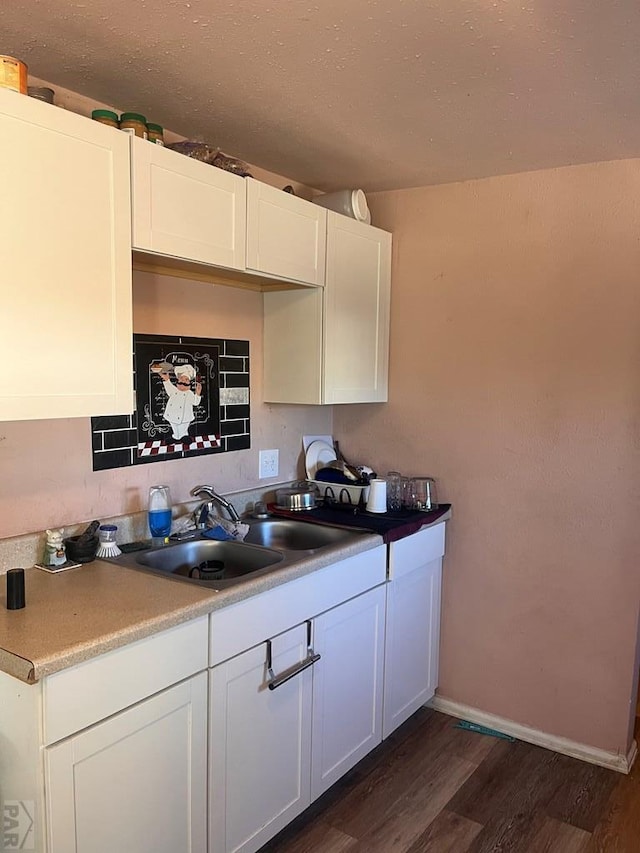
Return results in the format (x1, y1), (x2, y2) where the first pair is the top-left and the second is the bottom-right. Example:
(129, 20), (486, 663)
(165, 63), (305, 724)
(0, 533), (384, 684)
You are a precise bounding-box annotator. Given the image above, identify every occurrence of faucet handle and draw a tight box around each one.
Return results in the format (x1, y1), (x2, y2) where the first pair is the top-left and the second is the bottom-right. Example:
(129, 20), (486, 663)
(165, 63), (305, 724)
(190, 484), (214, 498)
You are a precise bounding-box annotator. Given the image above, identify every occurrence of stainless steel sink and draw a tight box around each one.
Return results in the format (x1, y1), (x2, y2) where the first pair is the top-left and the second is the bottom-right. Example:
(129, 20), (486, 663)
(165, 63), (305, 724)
(112, 539), (284, 589)
(108, 517), (370, 590)
(244, 517), (360, 551)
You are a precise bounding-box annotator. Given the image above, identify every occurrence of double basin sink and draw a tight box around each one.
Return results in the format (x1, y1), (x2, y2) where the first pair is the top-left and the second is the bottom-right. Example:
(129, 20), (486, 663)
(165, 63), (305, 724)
(109, 517), (370, 590)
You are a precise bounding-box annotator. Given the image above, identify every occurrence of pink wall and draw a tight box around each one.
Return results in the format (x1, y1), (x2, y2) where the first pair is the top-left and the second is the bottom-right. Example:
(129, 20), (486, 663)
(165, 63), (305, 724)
(334, 159), (640, 754)
(0, 271), (331, 539)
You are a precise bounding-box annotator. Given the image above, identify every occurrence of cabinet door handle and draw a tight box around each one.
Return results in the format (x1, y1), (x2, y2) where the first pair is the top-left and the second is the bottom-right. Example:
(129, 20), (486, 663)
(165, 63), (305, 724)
(266, 620), (321, 691)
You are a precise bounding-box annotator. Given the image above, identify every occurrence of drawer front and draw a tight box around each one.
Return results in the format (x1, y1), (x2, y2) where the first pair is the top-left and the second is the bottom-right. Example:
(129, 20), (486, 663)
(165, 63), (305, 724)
(210, 545), (386, 666)
(43, 616), (208, 745)
(388, 522), (446, 581)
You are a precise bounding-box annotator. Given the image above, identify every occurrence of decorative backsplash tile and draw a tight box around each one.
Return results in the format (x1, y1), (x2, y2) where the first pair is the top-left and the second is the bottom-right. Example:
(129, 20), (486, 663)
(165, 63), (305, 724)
(91, 334), (250, 471)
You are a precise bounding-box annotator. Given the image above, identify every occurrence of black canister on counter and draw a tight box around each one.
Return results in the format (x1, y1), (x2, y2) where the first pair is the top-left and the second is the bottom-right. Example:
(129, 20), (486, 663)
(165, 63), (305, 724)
(7, 568), (25, 610)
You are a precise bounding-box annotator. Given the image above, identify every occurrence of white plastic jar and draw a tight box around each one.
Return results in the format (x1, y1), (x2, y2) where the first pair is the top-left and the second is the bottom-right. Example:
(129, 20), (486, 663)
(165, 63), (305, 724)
(313, 189), (371, 223)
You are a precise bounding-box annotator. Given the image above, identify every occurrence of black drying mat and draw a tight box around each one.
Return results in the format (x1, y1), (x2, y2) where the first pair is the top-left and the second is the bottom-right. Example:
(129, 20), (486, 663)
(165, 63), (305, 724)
(267, 503), (451, 544)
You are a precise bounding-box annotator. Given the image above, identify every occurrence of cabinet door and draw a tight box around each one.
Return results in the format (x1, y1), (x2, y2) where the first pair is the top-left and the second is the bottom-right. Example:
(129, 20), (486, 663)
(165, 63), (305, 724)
(246, 178), (326, 285)
(383, 556), (443, 739)
(323, 212), (391, 403)
(0, 89), (133, 421)
(210, 623), (313, 853)
(263, 215), (392, 405)
(311, 585), (386, 799)
(45, 672), (208, 853)
(131, 137), (246, 270)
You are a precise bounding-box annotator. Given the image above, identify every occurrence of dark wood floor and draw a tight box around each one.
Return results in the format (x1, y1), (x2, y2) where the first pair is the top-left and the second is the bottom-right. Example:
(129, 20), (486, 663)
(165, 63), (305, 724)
(259, 709), (640, 853)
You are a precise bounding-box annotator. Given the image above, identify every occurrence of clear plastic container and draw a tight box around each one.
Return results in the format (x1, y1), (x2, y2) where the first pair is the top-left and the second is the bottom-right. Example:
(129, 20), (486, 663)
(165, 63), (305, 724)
(148, 485), (172, 544)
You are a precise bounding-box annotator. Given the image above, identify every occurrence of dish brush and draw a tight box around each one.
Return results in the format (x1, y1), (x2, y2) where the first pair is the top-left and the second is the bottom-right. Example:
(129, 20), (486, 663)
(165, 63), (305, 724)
(96, 524), (122, 558)
(96, 541), (122, 558)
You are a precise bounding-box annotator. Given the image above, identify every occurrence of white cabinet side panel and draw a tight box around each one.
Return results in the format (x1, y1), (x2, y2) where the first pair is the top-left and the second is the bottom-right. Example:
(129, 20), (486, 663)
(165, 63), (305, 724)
(263, 289), (323, 403)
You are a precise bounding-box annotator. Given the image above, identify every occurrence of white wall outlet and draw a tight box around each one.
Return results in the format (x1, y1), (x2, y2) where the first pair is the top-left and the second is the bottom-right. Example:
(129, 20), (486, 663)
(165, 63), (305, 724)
(259, 449), (279, 479)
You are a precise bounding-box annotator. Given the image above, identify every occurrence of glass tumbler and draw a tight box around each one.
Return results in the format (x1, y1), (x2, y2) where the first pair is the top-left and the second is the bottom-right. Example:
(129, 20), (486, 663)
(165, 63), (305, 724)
(409, 477), (438, 511)
(148, 485), (172, 544)
(401, 476), (413, 509)
(386, 471), (403, 512)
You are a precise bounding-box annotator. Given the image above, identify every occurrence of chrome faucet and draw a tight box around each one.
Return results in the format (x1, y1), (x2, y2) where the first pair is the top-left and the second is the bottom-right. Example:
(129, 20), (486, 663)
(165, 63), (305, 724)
(190, 485), (241, 524)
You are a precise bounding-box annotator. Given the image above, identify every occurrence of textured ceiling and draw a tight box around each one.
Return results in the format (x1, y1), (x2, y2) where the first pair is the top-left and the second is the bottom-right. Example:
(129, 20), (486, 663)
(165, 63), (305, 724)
(3, 0), (640, 191)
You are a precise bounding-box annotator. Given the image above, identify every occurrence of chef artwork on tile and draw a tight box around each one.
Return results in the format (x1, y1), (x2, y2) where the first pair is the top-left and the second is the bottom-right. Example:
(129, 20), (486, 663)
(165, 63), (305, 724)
(91, 333), (250, 471)
(134, 334), (222, 460)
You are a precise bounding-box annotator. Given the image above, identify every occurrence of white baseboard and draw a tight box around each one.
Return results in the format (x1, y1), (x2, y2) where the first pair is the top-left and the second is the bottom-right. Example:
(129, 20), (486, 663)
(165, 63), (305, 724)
(429, 695), (637, 775)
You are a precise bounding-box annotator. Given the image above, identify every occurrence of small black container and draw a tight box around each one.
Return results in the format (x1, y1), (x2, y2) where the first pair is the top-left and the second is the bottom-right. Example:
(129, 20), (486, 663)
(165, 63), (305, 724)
(7, 568), (25, 610)
(64, 535), (99, 564)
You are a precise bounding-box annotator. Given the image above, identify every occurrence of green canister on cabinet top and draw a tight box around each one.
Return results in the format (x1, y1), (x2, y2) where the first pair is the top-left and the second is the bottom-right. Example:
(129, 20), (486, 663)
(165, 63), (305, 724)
(119, 112), (148, 138)
(92, 109), (119, 129)
(146, 122), (165, 145)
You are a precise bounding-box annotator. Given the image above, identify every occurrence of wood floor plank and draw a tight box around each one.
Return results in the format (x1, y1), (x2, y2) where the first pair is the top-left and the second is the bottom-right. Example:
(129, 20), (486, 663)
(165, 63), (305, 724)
(347, 751), (477, 853)
(467, 811), (546, 853)
(544, 753), (619, 833)
(526, 816), (591, 853)
(258, 819), (357, 853)
(446, 722), (502, 766)
(322, 712), (471, 839)
(586, 759), (640, 853)
(404, 809), (483, 853)
(447, 739), (560, 824)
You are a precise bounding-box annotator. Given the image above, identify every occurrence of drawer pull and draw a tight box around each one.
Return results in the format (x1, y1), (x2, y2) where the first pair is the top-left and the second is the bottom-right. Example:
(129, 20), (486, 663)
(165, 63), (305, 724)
(266, 620), (320, 691)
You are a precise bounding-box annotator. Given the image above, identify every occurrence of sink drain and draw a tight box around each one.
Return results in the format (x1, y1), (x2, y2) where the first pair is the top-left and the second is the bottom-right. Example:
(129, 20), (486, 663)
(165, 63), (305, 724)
(188, 559), (225, 581)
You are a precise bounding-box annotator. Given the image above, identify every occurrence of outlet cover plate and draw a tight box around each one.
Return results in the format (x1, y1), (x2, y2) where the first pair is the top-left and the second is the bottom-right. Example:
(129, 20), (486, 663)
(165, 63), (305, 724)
(259, 449), (279, 479)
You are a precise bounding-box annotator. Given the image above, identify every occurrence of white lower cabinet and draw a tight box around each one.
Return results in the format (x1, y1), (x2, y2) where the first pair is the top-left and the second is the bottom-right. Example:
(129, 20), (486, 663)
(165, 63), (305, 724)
(0, 617), (209, 853)
(311, 585), (385, 799)
(46, 672), (208, 853)
(209, 623), (313, 853)
(207, 547), (388, 853)
(383, 523), (445, 739)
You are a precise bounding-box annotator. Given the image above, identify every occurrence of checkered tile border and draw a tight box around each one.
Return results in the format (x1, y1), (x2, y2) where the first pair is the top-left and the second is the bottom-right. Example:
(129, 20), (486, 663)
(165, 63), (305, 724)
(137, 434), (221, 456)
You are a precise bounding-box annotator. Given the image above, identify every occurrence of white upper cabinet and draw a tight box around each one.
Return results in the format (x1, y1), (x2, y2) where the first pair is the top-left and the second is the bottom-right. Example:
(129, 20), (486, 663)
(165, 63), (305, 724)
(0, 89), (133, 421)
(130, 138), (247, 270)
(246, 178), (326, 286)
(263, 212), (392, 404)
(323, 212), (391, 403)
